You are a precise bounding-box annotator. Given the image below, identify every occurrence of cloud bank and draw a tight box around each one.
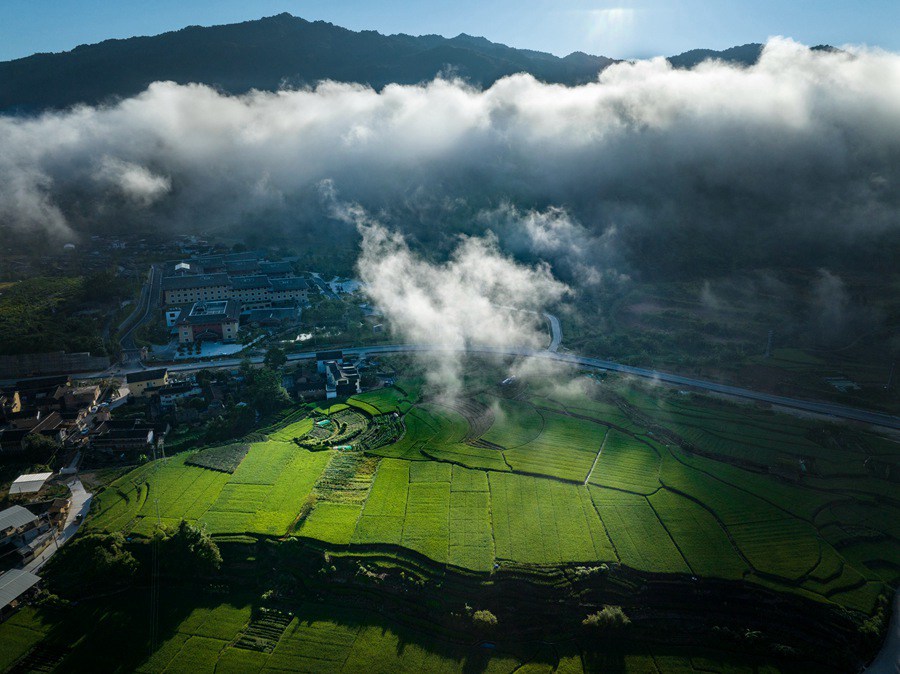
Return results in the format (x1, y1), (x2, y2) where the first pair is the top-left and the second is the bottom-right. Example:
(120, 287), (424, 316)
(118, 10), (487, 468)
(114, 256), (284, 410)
(326, 187), (569, 396)
(0, 38), (898, 279)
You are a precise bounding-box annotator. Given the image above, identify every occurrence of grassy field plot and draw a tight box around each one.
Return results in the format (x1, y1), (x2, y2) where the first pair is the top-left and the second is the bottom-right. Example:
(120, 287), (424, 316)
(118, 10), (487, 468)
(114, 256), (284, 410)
(481, 399), (545, 448)
(591, 488), (689, 574)
(504, 413), (605, 482)
(450, 465), (489, 492)
(448, 489), (493, 571)
(490, 472), (614, 565)
(229, 441), (297, 484)
(353, 386), (409, 414)
(728, 518), (821, 580)
(300, 502), (363, 544)
(186, 443), (250, 473)
(401, 481), (451, 563)
(588, 429), (661, 494)
(264, 611), (360, 672)
(267, 418), (314, 443)
(648, 489), (748, 579)
(421, 442), (511, 472)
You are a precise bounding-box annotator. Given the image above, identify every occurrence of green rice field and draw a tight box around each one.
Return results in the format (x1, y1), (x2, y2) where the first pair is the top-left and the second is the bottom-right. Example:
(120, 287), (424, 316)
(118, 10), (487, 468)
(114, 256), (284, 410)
(83, 376), (900, 617)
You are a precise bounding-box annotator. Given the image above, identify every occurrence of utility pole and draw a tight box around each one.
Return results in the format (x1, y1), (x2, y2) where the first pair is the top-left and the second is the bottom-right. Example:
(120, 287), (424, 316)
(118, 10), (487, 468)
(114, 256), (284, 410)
(887, 361), (896, 392)
(764, 330), (774, 359)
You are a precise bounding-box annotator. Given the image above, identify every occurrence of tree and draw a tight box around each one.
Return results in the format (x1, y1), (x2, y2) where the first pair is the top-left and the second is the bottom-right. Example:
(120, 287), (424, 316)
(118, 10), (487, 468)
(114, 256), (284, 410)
(245, 366), (291, 414)
(472, 609), (498, 633)
(582, 605), (631, 630)
(159, 520), (222, 575)
(195, 368), (215, 386)
(46, 533), (138, 591)
(23, 433), (61, 460)
(264, 346), (287, 369)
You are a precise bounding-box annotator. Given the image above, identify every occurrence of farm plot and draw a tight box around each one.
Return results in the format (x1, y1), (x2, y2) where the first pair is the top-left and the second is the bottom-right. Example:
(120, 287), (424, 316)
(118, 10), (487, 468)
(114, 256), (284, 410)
(267, 418), (313, 443)
(351, 458), (495, 568)
(659, 455), (786, 526)
(126, 455), (231, 535)
(590, 488), (689, 574)
(229, 441), (297, 484)
(448, 490), (493, 571)
(186, 443), (250, 473)
(0, 609), (49, 672)
(401, 481), (451, 563)
(351, 459), (409, 545)
(299, 503), (362, 544)
(490, 472), (614, 565)
(648, 489), (749, 579)
(728, 518), (821, 581)
(185, 442), (330, 536)
(503, 412), (605, 482)
(658, 454), (822, 580)
(481, 399), (545, 448)
(297, 452), (378, 543)
(353, 387), (410, 414)
(371, 408), (442, 460)
(84, 462), (157, 533)
(251, 449), (332, 535)
(422, 441), (510, 472)
(264, 610), (360, 672)
(588, 429), (661, 494)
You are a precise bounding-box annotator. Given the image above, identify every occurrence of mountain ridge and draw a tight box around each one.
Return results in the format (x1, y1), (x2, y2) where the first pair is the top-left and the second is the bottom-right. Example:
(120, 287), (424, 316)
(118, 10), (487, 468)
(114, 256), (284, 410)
(0, 13), (769, 112)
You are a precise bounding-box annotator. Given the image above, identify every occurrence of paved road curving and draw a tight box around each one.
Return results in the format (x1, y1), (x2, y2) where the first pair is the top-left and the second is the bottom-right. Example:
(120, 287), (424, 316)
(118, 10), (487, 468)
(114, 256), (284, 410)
(73, 341), (899, 431)
(24, 477), (92, 574)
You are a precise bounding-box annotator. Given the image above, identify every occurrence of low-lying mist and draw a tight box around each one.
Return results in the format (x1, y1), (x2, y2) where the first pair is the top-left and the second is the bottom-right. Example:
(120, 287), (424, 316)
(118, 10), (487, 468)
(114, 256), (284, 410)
(1, 37), (899, 360)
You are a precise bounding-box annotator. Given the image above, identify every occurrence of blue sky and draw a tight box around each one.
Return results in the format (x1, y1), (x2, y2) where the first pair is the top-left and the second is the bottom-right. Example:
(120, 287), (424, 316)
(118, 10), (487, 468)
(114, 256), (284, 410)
(1, 0), (897, 62)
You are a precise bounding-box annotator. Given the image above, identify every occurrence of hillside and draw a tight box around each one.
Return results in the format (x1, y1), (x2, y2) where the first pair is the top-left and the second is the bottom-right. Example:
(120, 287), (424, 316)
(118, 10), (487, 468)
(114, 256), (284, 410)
(0, 13), (790, 113)
(0, 13), (618, 111)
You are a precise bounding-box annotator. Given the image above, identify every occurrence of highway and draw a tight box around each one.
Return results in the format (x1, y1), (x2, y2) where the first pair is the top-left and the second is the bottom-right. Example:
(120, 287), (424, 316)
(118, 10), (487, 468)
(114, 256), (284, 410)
(75, 340), (900, 431)
(118, 264), (161, 362)
(10, 294), (900, 430)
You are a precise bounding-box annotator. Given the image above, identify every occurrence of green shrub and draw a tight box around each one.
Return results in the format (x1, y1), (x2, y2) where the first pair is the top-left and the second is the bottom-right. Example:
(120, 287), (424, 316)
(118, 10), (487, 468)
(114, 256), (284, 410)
(582, 605), (631, 630)
(472, 610), (498, 631)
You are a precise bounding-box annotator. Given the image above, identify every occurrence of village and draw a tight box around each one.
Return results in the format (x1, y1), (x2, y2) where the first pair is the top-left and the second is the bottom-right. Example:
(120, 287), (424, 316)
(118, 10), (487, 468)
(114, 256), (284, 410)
(0, 241), (393, 616)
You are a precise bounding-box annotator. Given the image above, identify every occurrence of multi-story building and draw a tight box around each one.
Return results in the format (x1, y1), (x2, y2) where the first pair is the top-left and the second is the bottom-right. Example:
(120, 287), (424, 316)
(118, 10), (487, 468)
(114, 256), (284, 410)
(126, 369), (169, 398)
(174, 301), (240, 344)
(161, 271), (309, 311)
(324, 361), (360, 399)
(161, 274), (230, 306)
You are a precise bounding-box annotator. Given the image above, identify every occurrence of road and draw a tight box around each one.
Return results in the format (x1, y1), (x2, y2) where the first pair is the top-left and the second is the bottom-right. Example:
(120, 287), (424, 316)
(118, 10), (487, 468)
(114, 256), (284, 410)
(24, 477), (92, 574)
(544, 312), (561, 352)
(55, 341), (898, 431)
(118, 264), (160, 363)
(6, 301), (899, 430)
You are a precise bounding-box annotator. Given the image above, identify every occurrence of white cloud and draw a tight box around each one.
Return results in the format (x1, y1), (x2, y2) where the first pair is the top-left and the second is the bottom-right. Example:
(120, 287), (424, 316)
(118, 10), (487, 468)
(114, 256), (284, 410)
(0, 38), (897, 277)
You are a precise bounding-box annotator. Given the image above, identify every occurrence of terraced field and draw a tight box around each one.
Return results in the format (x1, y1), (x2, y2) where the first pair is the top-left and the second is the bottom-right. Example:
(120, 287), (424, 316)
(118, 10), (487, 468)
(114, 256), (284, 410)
(7, 371), (900, 673)
(82, 376), (900, 619)
(1, 595), (786, 673)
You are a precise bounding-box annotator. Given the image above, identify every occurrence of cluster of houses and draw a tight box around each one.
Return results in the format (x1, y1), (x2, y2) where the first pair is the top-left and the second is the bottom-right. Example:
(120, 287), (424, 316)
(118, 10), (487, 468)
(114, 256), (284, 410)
(0, 491), (75, 618)
(161, 252), (312, 345)
(0, 374), (160, 463)
(0, 375), (103, 454)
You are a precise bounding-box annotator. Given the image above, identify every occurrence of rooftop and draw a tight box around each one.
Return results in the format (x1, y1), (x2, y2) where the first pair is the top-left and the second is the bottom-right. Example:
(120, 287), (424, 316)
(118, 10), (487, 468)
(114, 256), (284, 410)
(270, 277), (310, 291)
(258, 261), (293, 275)
(0, 569), (41, 609)
(225, 259), (261, 274)
(161, 273), (229, 291)
(176, 300), (240, 325)
(126, 368), (168, 384)
(9, 472), (53, 495)
(0, 505), (39, 532)
(229, 275), (272, 290)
